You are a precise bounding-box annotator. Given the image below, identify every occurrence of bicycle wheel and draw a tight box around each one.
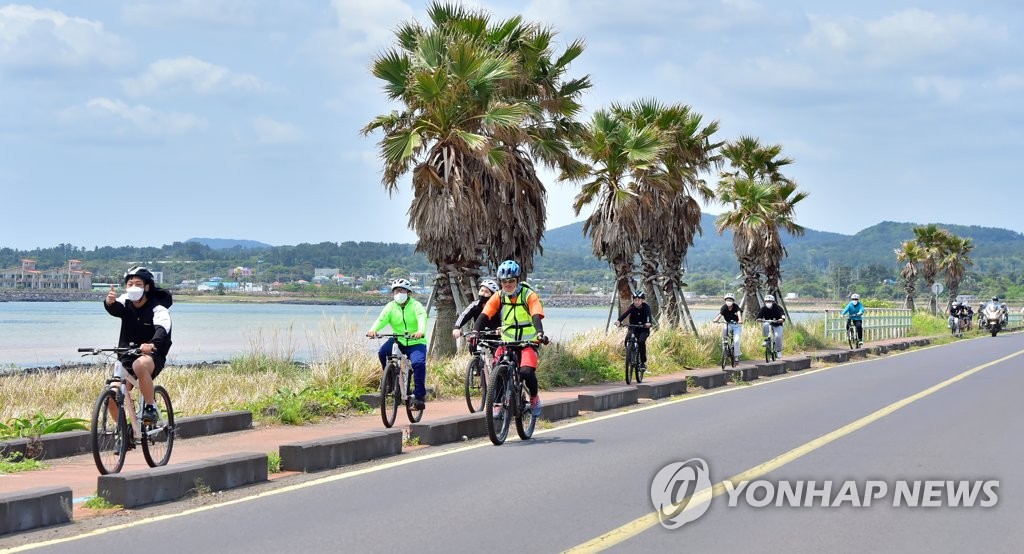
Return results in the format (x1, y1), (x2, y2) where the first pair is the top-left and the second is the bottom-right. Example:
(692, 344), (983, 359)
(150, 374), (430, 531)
(847, 326), (856, 349)
(721, 340), (728, 370)
(91, 388), (126, 475)
(380, 364), (398, 428)
(405, 364), (424, 423)
(764, 339), (771, 363)
(634, 347), (645, 384)
(485, 364), (511, 445)
(141, 385), (175, 468)
(729, 335), (737, 368)
(515, 382), (536, 440)
(625, 342), (635, 384)
(464, 356), (486, 413)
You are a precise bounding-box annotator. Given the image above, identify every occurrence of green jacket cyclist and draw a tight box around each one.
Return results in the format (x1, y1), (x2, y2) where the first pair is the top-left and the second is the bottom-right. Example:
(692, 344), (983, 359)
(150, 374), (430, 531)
(367, 278), (429, 409)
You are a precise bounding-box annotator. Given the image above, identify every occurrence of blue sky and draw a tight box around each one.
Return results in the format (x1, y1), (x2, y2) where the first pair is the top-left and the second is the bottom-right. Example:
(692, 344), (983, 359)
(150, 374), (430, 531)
(2, 1), (1022, 250)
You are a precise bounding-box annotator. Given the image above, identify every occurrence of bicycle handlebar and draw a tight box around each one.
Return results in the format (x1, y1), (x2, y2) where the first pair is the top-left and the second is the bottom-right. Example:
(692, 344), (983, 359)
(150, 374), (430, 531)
(78, 346), (142, 356)
(369, 333), (411, 338)
(477, 337), (549, 348)
(618, 323), (649, 329)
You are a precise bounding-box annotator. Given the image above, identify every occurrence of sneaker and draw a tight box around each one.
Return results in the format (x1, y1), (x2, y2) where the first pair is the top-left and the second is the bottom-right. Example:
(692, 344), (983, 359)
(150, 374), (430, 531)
(142, 404), (159, 426)
(412, 398), (426, 411)
(639, 363), (647, 372)
(530, 395), (542, 417)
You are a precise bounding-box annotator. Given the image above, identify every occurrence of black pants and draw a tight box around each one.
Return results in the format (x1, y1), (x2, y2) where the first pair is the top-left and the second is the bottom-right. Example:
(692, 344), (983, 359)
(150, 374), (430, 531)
(627, 329), (650, 364)
(846, 319), (863, 341)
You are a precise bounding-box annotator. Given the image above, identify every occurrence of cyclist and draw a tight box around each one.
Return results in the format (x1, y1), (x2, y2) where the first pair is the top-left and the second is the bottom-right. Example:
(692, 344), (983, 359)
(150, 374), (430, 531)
(947, 301), (968, 332)
(473, 260), (547, 417)
(366, 278), (429, 410)
(712, 293), (743, 359)
(452, 279), (501, 351)
(103, 266), (173, 425)
(614, 290), (654, 370)
(756, 294), (786, 355)
(841, 293), (866, 347)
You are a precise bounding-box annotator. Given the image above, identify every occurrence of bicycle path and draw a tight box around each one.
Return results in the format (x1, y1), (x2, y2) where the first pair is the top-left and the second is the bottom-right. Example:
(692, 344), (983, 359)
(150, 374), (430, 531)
(0, 336), (920, 519)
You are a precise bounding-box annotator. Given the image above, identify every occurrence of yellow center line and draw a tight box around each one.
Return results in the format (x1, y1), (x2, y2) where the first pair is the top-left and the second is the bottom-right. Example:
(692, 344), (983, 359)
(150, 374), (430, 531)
(564, 347), (1024, 553)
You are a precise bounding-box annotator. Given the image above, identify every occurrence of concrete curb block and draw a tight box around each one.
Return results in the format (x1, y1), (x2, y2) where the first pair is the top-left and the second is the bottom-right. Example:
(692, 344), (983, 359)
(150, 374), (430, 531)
(0, 486), (72, 536)
(359, 393), (381, 409)
(175, 411), (252, 439)
(849, 347), (871, 358)
(687, 369), (728, 390)
(280, 429), (402, 472)
(725, 365), (759, 382)
(871, 344), (890, 355)
(540, 398), (579, 421)
(0, 411), (253, 461)
(98, 452), (267, 509)
(578, 387), (638, 412)
(410, 413), (486, 445)
(784, 357), (813, 372)
(754, 361), (786, 378)
(636, 379), (687, 400)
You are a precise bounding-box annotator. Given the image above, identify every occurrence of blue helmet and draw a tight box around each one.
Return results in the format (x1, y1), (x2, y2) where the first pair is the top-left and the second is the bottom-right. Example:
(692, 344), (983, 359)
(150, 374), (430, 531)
(496, 260), (521, 279)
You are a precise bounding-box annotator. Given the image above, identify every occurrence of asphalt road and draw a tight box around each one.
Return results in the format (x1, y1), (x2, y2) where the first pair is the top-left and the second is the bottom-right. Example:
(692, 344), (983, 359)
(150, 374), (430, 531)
(9, 332), (1024, 554)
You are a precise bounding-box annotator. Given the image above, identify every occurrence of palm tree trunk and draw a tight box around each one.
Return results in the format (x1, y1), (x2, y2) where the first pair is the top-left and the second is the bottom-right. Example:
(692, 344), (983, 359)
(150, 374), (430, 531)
(676, 286), (698, 335)
(903, 278), (916, 311)
(662, 275), (681, 327)
(740, 261), (762, 321)
(613, 258), (634, 314)
(428, 272), (457, 358)
(639, 252), (661, 321)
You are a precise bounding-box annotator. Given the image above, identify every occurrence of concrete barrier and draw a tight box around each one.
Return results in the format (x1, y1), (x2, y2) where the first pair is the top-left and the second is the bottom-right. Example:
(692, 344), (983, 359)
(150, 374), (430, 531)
(725, 365), (759, 382)
(98, 452), (267, 509)
(849, 347), (871, 358)
(175, 411), (252, 439)
(687, 369), (729, 390)
(280, 429), (402, 472)
(0, 431), (90, 461)
(754, 361), (786, 378)
(410, 413), (487, 445)
(539, 397), (579, 421)
(578, 387), (638, 412)
(870, 344), (890, 355)
(359, 393), (381, 409)
(636, 379), (687, 400)
(783, 357), (813, 372)
(0, 486), (72, 536)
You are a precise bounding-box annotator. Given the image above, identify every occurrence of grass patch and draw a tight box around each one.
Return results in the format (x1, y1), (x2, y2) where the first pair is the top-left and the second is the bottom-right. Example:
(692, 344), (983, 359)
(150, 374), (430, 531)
(268, 451), (281, 474)
(403, 435), (420, 447)
(0, 451), (47, 473)
(82, 495), (121, 510)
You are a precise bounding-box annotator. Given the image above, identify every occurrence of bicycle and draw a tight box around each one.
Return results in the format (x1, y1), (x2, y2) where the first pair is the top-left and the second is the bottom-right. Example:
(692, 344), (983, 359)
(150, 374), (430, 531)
(845, 317), (861, 349)
(80, 346), (175, 475)
(950, 314), (963, 338)
(373, 334), (424, 428)
(464, 329), (500, 413)
(479, 337), (547, 446)
(757, 319), (782, 362)
(720, 322), (737, 369)
(620, 324), (647, 384)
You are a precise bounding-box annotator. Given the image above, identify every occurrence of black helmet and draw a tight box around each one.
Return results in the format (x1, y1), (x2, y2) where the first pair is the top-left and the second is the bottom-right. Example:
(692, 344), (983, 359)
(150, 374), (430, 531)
(632, 290), (645, 299)
(992, 296), (999, 302)
(124, 266), (155, 286)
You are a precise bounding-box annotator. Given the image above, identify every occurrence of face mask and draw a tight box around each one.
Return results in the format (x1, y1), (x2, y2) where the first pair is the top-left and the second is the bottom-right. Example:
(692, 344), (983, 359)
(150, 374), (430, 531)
(126, 286), (145, 302)
(394, 292), (408, 304)
(765, 302), (774, 308)
(852, 300), (859, 305)
(725, 300), (734, 306)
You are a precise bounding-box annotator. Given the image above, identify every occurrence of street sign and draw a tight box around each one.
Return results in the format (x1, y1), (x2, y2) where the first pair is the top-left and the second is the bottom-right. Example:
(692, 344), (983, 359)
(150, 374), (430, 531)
(931, 282), (944, 295)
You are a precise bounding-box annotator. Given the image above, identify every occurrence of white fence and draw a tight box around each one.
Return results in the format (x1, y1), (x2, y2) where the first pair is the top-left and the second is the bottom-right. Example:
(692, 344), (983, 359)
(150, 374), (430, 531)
(824, 308), (913, 343)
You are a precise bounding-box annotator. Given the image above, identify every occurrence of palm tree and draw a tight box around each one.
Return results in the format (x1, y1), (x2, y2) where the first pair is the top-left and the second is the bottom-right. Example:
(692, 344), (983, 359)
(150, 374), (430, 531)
(911, 224), (950, 316)
(364, 3), (589, 356)
(941, 234), (975, 309)
(613, 100), (721, 329)
(895, 240), (924, 310)
(762, 181), (808, 305)
(572, 109), (667, 308)
(719, 135), (793, 183)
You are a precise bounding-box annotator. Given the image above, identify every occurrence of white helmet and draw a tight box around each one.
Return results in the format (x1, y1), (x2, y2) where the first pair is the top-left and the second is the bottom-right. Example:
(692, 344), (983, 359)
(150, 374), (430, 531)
(480, 279), (499, 293)
(850, 293), (860, 300)
(390, 278), (413, 292)
(724, 293), (735, 301)
(764, 294), (776, 302)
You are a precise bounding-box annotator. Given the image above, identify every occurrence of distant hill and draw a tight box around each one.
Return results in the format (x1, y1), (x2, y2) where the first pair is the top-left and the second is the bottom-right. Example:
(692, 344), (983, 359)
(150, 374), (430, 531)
(186, 238), (274, 250)
(537, 217), (1024, 276)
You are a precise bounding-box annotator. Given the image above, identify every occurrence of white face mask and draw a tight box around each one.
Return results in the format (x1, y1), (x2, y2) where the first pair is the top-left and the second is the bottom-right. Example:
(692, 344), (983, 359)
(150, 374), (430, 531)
(852, 300), (859, 305)
(126, 286), (145, 302)
(765, 302), (774, 308)
(725, 300), (734, 306)
(394, 292), (408, 304)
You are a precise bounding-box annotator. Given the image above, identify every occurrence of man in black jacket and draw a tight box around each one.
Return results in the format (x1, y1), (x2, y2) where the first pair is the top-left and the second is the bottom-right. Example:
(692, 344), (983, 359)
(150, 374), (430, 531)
(615, 290), (654, 369)
(452, 279), (501, 351)
(104, 266), (173, 425)
(756, 294), (786, 355)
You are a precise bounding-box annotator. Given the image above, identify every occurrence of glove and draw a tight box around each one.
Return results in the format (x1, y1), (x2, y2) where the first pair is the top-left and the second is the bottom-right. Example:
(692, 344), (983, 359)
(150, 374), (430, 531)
(535, 334), (550, 345)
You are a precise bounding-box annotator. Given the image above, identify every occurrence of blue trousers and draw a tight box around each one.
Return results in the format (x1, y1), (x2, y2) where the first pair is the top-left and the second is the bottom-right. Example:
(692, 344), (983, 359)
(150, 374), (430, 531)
(378, 339), (427, 400)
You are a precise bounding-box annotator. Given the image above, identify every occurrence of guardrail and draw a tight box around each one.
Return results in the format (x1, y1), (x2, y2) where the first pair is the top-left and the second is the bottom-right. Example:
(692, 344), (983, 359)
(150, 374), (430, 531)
(824, 308), (913, 342)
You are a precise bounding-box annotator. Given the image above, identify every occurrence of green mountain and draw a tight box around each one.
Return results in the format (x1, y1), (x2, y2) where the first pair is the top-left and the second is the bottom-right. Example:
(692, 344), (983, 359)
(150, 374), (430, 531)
(186, 238), (274, 250)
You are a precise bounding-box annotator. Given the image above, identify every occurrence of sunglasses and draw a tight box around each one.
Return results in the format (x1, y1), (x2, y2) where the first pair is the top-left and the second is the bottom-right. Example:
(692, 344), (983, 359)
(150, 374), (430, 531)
(499, 278), (517, 284)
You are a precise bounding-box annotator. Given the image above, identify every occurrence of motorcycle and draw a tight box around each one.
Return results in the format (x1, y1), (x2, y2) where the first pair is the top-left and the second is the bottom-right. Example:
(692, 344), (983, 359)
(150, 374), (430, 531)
(982, 302), (1004, 337)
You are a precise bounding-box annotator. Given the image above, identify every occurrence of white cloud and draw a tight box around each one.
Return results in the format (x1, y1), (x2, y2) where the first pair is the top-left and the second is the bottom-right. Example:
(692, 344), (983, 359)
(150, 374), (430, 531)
(0, 4), (127, 70)
(252, 116), (303, 144)
(310, 0), (415, 59)
(122, 0), (277, 26)
(121, 56), (267, 97)
(912, 76), (966, 103)
(802, 9), (1009, 69)
(59, 97), (207, 136)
